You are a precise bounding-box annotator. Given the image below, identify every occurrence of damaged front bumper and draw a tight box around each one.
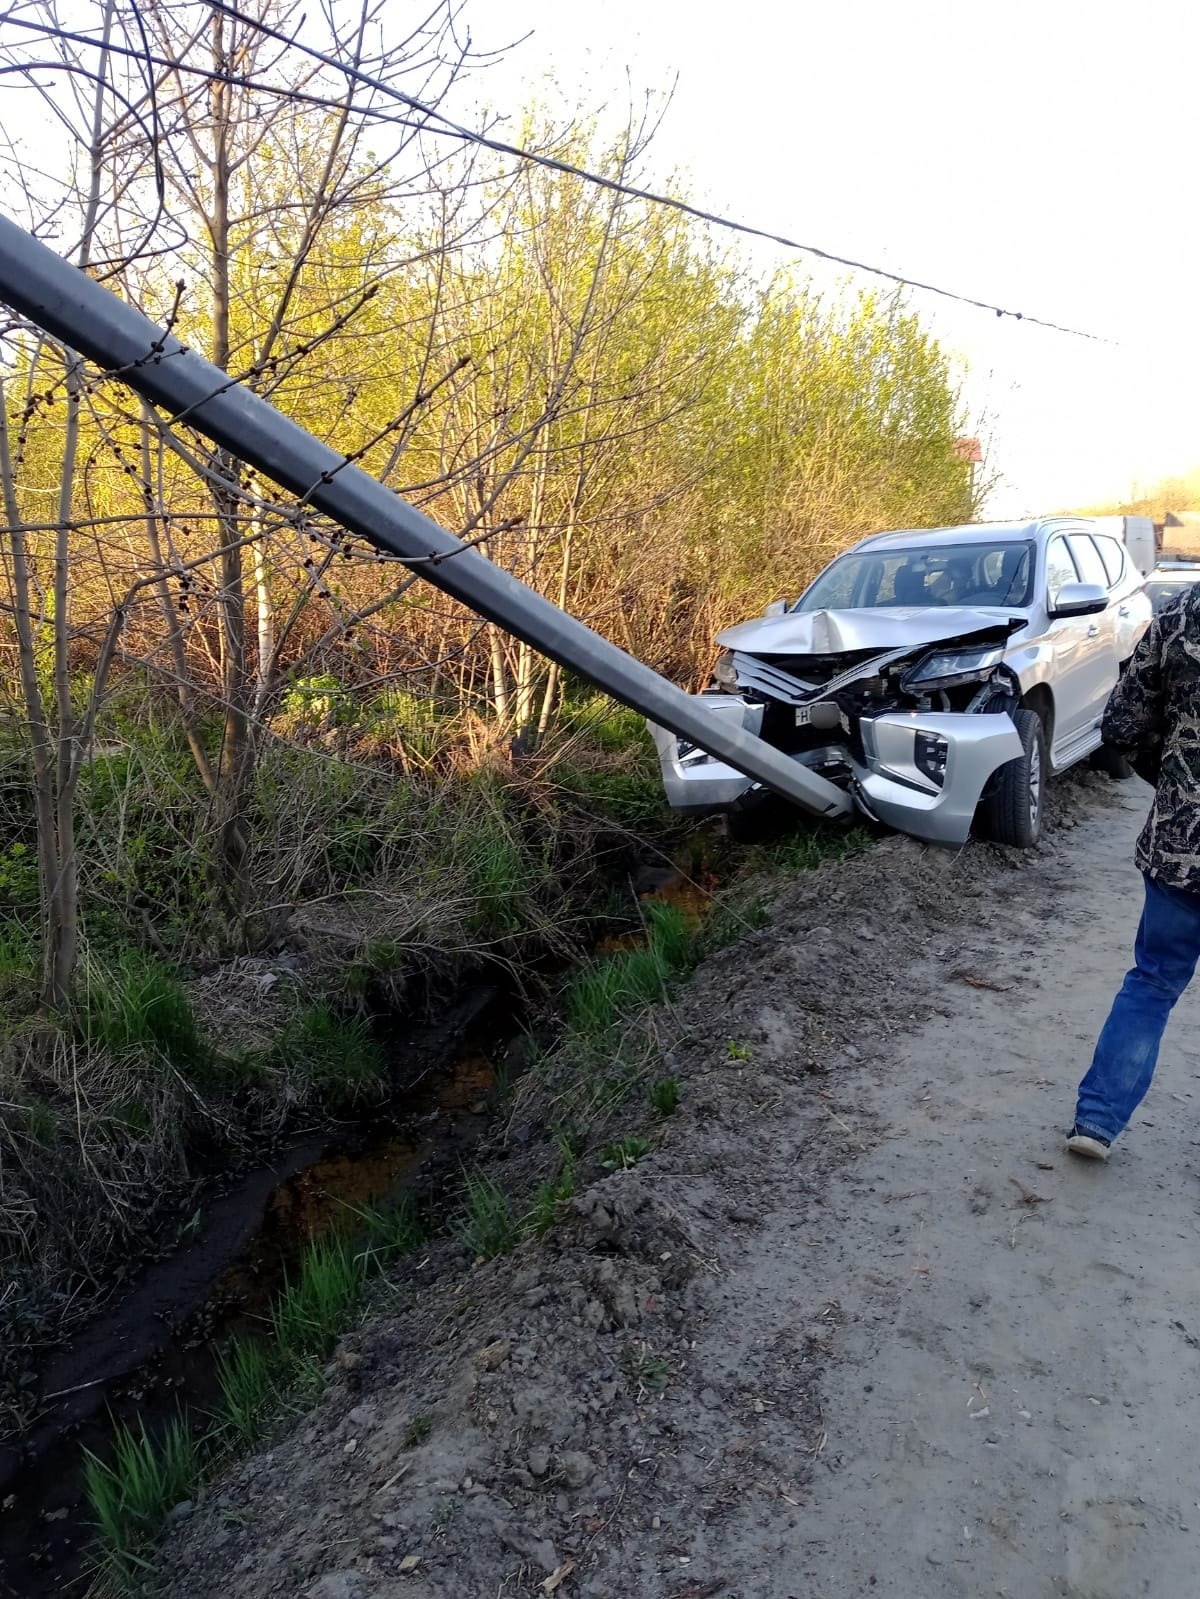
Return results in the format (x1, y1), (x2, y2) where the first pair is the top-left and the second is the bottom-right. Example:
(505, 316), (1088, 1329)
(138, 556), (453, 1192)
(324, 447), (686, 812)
(648, 698), (1022, 846)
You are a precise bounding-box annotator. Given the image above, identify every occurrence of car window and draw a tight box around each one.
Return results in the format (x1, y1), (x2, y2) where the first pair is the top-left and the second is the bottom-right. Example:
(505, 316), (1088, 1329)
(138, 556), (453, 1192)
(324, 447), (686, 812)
(1045, 536), (1078, 606)
(1094, 536), (1126, 587)
(1067, 534), (1108, 590)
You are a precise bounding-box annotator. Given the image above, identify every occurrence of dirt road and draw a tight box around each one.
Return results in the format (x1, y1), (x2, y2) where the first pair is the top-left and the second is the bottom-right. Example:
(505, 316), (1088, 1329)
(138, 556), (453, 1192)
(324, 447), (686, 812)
(723, 785), (1200, 1599)
(158, 780), (1200, 1599)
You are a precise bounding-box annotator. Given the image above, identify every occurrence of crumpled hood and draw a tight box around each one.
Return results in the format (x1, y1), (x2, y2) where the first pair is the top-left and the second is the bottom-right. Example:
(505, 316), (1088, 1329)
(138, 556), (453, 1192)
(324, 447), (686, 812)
(717, 606), (1024, 656)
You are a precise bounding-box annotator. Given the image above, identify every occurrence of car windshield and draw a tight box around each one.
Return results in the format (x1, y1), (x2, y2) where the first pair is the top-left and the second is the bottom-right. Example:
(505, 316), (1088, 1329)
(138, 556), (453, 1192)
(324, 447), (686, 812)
(795, 540), (1036, 612)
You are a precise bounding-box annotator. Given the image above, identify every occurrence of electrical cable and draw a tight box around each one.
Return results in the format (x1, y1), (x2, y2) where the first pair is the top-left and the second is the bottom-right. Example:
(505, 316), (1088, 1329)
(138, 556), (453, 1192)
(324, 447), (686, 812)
(204, 0), (1108, 341)
(0, 1), (1109, 341)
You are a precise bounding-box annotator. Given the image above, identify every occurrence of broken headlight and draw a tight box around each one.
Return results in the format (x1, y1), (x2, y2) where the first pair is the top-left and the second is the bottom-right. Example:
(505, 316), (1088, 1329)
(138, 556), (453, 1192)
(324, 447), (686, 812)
(712, 649), (739, 691)
(902, 644), (1005, 692)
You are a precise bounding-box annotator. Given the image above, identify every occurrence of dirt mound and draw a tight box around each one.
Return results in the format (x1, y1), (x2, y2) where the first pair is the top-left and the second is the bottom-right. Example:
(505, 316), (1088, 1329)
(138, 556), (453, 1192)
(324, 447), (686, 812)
(155, 773), (1126, 1598)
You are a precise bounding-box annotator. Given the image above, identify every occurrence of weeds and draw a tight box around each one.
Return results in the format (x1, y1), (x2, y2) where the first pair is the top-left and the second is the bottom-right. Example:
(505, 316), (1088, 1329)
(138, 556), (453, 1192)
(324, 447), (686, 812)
(457, 1171), (519, 1260)
(266, 1006), (386, 1102)
(462, 807), (530, 937)
(526, 1148), (577, 1236)
(358, 1193), (425, 1266)
(620, 1342), (671, 1396)
(270, 1235), (366, 1366)
(564, 900), (696, 1040)
(600, 1134), (650, 1171)
(700, 892), (770, 954)
(78, 951), (208, 1078)
(726, 1039), (753, 1061)
(404, 1413), (433, 1447)
(214, 1337), (278, 1445)
(0, 923), (38, 1010)
(648, 1077), (680, 1116)
(760, 822), (873, 875)
(84, 1415), (201, 1587)
(642, 898), (696, 974)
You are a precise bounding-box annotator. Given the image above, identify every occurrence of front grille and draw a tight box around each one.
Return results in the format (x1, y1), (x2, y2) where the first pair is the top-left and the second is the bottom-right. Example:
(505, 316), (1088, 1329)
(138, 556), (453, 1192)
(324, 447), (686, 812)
(731, 652), (816, 704)
(757, 649), (881, 684)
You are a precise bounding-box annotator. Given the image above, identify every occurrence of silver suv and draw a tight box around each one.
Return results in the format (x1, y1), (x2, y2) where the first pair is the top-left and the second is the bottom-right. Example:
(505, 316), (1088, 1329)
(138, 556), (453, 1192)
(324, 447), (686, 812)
(649, 517), (1152, 847)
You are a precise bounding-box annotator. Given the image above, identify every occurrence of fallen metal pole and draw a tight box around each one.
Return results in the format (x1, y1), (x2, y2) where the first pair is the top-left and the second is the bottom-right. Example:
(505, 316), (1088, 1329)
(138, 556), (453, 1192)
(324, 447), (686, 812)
(0, 213), (852, 820)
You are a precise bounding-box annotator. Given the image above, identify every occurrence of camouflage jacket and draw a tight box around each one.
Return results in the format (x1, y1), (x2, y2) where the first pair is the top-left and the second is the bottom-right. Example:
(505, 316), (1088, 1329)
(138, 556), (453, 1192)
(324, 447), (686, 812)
(1102, 584), (1200, 890)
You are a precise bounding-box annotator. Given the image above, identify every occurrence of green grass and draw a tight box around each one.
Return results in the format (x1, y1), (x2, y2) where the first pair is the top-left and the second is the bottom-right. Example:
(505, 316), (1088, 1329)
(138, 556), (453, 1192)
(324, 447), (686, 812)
(565, 945), (667, 1036)
(0, 924), (38, 1000)
(214, 1336), (278, 1445)
(87, 1190), (431, 1583)
(549, 761), (667, 832)
(648, 1077), (680, 1116)
(464, 825), (528, 936)
(761, 821), (874, 875)
(14, 1098), (57, 1148)
(78, 950), (208, 1076)
(266, 1005), (386, 1101)
(84, 1415), (201, 1587)
(358, 1193), (425, 1266)
(698, 892), (770, 955)
(457, 1171), (519, 1260)
(564, 900), (696, 1040)
(620, 1343), (671, 1395)
(600, 1133), (650, 1171)
(212, 1194), (421, 1451)
(526, 1148), (576, 1236)
(404, 1413), (433, 1447)
(269, 1234), (366, 1365)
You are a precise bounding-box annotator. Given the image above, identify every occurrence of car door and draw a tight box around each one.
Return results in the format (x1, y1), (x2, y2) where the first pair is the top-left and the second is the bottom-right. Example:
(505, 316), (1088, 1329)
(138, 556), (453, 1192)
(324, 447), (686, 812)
(1042, 534), (1111, 751)
(1093, 533), (1150, 661)
(1065, 532), (1121, 730)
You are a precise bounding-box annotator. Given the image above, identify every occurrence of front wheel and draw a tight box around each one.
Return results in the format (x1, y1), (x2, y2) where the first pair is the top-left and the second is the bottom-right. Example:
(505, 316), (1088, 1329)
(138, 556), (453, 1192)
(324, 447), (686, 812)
(982, 708), (1046, 847)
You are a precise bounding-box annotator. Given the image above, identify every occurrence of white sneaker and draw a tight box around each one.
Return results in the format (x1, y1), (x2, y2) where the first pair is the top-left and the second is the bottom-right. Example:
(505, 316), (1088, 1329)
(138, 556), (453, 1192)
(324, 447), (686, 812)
(1066, 1125), (1112, 1161)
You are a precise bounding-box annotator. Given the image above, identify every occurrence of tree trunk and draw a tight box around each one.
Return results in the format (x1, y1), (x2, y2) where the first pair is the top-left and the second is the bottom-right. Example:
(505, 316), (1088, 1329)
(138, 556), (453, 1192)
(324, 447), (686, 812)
(209, 7), (253, 931)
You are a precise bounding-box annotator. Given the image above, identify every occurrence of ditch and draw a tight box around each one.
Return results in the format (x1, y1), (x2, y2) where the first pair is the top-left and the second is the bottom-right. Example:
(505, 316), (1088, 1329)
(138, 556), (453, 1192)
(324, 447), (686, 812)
(0, 847), (732, 1598)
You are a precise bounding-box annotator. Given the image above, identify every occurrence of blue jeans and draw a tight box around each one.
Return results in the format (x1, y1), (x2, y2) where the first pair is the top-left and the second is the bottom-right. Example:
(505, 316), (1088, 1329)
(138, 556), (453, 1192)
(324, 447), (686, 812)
(1075, 873), (1200, 1142)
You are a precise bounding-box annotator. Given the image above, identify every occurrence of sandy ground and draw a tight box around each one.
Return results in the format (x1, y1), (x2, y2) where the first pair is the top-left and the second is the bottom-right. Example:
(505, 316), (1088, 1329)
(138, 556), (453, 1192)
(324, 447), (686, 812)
(157, 781), (1200, 1599)
(705, 786), (1200, 1599)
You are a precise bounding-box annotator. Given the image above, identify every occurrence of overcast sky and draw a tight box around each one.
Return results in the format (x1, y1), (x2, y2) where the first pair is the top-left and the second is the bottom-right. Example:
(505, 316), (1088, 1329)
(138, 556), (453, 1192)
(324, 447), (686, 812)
(465, 0), (1199, 517)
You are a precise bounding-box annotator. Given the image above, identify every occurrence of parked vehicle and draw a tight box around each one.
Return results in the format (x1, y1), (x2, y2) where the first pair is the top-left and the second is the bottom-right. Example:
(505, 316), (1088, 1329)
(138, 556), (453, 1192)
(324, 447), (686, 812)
(649, 517), (1152, 848)
(1144, 559), (1200, 615)
(1091, 514), (1157, 578)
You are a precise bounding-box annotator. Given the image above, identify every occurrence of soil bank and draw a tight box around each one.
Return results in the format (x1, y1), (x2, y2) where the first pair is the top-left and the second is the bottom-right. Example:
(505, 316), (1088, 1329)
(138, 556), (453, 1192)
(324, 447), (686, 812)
(150, 777), (1200, 1599)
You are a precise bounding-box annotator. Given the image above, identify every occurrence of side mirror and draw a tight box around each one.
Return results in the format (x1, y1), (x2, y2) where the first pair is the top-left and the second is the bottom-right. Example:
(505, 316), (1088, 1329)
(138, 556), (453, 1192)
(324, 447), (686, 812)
(763, 599), (788, 617)
(1051, 581), (1108, 618)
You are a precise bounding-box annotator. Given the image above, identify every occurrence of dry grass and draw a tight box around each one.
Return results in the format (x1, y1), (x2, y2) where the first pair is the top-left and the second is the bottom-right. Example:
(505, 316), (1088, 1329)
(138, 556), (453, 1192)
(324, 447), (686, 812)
(0, 1025), (197, 1424)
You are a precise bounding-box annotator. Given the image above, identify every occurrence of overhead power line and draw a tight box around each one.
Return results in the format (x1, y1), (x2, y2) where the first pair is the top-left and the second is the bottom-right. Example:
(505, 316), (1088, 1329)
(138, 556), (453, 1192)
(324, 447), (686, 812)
(0, 1), (1108, 341)
(204, 0), (1107, 343)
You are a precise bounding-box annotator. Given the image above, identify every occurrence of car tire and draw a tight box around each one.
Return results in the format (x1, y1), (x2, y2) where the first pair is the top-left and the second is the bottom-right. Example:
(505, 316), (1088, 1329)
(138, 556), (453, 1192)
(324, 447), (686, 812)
(1090, 743), (1134, 780)
(983, 708), (1045, 848)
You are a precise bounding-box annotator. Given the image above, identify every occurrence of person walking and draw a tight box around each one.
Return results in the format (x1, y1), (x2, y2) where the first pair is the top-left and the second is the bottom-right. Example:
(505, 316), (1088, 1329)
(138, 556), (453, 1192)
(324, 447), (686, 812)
(1068, 586), (1200, 1160)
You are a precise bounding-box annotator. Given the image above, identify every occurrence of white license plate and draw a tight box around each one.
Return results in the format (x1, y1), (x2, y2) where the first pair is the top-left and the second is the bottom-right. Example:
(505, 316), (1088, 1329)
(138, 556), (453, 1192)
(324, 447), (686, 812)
(795, 705), (812, 727)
